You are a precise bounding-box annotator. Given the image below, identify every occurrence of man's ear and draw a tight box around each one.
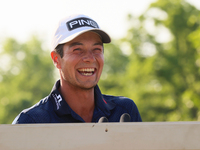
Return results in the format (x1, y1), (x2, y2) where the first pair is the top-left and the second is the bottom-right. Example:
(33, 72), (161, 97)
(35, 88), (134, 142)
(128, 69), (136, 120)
(51, 51), (61, 69)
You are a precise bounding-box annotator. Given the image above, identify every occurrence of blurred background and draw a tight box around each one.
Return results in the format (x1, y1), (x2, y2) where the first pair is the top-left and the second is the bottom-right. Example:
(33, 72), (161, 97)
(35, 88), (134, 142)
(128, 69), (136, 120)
(0, 0), (200, 123)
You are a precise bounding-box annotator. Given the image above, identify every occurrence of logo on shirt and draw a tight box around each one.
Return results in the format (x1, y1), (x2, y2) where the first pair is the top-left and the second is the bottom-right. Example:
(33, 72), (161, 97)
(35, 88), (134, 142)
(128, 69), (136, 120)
(66, 17), (99, 31)
(52, 93), (62, 110)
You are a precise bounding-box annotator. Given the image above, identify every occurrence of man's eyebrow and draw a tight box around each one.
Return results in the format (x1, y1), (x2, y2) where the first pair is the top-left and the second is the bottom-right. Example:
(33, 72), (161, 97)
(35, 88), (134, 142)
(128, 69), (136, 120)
(94, 42), (103, 46)
(69, 42), (83, 48)
(69, 42), (103, 48)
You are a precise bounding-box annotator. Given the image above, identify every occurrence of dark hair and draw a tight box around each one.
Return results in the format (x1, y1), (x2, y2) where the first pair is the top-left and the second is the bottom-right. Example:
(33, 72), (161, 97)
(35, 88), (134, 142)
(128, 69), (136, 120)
(55, 44), (65, 58)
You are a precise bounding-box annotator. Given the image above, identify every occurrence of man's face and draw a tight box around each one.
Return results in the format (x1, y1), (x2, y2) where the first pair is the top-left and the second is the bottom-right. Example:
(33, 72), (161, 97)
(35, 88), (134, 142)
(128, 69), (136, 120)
(58, 31), (104, 90)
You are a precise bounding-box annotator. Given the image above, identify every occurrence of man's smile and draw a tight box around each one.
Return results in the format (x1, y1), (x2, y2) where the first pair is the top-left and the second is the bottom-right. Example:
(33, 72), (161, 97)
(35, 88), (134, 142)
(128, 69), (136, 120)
(77, 68), (96, 76)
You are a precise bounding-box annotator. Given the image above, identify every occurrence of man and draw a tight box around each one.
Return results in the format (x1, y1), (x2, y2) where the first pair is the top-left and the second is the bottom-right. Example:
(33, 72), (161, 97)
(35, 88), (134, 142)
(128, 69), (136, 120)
(12, 14), (142, 124)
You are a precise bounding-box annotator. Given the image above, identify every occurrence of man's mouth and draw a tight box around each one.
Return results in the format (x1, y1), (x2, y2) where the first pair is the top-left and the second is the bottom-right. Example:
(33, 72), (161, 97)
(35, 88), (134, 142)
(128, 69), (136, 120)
(77, 68), (96, 76)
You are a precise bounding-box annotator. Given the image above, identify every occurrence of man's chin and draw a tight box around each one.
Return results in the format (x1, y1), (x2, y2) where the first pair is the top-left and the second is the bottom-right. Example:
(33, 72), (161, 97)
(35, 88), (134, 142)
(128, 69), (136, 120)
(77, 81), (98, 90)
(80, 84), (97, 90)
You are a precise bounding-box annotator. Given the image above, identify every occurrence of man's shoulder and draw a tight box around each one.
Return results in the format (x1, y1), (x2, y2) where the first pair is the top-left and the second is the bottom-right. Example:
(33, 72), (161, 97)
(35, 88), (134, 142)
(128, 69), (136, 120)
(25, 96), (52, 112)
(102, 94), (142, 122)
(102, 94), (137, 110)
(13, 96), (54, 124)
(103, 94), (135, 104)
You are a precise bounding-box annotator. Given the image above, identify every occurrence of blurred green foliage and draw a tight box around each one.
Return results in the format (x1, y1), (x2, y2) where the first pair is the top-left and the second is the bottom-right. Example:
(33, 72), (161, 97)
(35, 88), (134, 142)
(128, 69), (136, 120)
(99, 0), (200, 121)
(0, 36), (55, 124)
(0, 0), (200, 123)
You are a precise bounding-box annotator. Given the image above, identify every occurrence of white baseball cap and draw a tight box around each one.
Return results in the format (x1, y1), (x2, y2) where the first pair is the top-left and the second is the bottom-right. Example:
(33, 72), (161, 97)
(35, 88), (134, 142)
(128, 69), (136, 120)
(51, 14), (111, 51)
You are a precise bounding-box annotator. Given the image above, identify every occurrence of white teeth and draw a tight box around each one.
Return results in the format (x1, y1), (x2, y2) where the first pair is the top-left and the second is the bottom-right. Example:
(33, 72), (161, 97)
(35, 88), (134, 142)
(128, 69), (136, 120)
(78, 68), (95, 76)
(81, 73), (93, 76)
(78, 68), (95, 72)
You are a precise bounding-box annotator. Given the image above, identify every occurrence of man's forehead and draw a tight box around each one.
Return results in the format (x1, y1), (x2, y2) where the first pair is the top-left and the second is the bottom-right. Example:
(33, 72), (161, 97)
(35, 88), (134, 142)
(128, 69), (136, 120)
(68, 41), (103, 48)
(66, 32), (103, 45)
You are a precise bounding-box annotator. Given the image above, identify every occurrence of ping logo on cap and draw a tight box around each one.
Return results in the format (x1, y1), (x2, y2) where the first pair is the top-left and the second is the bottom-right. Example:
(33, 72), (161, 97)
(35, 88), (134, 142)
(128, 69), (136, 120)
(66, 17), (99, 31)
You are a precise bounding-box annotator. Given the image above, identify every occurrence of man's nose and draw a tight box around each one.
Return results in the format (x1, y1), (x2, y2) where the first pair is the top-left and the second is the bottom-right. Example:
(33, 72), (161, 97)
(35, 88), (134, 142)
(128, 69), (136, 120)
(82, 51), (95, 63)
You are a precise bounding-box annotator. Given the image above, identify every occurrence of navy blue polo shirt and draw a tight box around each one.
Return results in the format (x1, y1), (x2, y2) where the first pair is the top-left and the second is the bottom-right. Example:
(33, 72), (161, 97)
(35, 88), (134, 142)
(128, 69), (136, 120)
(12, 80), (142, 124)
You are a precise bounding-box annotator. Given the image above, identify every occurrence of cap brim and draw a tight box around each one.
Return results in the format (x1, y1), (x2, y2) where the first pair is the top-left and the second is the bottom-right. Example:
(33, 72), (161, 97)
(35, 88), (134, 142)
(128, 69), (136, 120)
(59, 28), (111, 46)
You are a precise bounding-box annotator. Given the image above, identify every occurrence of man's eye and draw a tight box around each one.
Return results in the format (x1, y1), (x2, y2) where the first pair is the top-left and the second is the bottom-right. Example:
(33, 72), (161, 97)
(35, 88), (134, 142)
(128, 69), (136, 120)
(73, 48), (81, 51)
(94, 48), (102, 51)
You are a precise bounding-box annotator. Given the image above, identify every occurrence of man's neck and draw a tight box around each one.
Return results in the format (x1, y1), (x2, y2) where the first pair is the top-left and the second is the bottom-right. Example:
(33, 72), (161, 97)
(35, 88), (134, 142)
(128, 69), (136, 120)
(59, 81), (95, 122)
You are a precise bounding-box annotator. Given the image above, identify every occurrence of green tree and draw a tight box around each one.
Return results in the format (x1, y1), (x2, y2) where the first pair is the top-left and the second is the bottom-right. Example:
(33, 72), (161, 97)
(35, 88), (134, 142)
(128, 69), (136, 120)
(0, 36), (55, 124)
(98, 41), (130, 95)
(99, 0), (200, 121)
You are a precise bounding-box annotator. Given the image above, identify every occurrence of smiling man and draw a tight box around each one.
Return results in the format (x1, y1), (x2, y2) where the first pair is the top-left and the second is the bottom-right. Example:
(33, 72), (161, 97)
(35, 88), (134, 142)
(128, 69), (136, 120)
(12, 14), (142, 124)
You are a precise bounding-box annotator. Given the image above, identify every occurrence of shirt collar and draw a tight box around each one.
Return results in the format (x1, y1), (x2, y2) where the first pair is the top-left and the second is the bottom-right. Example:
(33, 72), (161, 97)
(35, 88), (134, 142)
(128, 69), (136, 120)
(50, 80), (116, 118)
